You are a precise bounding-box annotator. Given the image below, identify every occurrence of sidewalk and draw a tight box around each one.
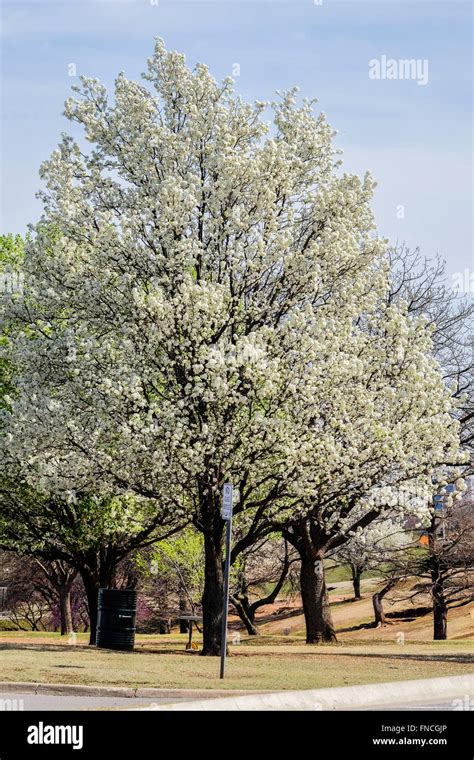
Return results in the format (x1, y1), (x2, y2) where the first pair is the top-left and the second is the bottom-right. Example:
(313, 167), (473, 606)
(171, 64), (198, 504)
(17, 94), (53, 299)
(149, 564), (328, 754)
(135, 674), (474, 711)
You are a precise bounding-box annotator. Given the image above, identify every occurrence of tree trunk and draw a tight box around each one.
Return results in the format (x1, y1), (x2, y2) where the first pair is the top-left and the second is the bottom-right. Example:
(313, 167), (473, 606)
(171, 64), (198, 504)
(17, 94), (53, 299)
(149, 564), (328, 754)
(284, 523), (336, 643)
(431, 565), (448, 640)
(433, 593), (447, 640)
(80, 572), (99, 645)
(80, 561), (117, 645)
(179, 587), (189, 634)
(33, 559), (77, 637)
(59, 584), (74, 636)
(372, 591), (386, 626)
(300, 553), (336, 643)
(351, 564), (362, 600)
(372, 579), (397, 626)
(429, 523), (448, 641)
(201, 529), (224, 656)
(230, 595), (260, 636)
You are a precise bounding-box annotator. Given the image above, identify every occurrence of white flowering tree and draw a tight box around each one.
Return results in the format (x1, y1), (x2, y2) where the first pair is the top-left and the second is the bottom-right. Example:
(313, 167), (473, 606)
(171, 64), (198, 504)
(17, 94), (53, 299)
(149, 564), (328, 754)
(0, 235), (24, 404)
(1, 40), (463, 654)
(279, 306), (464, 642)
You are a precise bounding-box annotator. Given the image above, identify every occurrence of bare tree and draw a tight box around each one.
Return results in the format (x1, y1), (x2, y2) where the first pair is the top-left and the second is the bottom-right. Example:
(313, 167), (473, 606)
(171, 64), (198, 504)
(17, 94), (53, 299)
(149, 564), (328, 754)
(371, 490), (473, 639)
(425, 495), (473, 639)
(388, 244), (473, 453)
(34, 560), (78, 635)
(0, 554), (52, 631)
(230, 536), (298, 635)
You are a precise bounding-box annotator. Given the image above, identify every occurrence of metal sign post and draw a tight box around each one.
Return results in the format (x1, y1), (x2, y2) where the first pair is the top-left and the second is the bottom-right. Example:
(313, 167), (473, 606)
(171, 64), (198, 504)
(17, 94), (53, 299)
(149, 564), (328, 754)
(220, 483), (233, 679)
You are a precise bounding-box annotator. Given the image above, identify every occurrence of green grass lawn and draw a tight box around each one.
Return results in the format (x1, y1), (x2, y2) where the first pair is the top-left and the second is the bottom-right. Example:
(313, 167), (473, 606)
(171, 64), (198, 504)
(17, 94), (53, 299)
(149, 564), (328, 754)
(324, 561), (382, 584)
(0, 632), (472, 692)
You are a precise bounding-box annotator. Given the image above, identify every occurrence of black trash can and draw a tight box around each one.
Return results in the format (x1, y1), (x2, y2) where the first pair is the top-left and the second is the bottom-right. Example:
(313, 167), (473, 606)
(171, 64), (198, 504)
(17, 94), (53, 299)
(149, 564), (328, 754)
(96, 589), (137, 651)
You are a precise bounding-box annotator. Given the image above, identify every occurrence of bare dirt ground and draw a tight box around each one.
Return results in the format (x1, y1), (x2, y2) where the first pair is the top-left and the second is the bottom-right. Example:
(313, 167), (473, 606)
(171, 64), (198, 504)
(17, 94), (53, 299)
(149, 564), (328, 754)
(234, 578), (474, 642)
(1, 578), (471, 647)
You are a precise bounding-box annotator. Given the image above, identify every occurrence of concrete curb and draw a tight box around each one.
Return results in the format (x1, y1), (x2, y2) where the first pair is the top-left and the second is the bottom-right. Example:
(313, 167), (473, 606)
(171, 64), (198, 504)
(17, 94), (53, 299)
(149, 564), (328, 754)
(0, 682), (257, 700)
(137, 674), (474, 711)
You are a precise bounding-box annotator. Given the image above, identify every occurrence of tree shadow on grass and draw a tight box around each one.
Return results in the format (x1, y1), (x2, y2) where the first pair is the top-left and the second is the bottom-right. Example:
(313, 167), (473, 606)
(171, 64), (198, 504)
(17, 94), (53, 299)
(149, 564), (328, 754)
(0, 641), (472, 666)
(0, 642), (202, 656)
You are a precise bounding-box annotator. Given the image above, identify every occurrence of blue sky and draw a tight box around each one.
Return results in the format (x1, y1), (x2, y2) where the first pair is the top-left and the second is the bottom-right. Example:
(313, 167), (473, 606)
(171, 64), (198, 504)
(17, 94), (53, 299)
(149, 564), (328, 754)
(0, 0), (472, 280)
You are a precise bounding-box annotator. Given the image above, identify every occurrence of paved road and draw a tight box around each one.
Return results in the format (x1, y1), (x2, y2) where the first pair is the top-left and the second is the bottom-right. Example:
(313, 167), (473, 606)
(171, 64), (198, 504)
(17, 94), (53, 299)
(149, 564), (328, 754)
(0, 692), (175, 711)
(0, 691), (468, 711)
